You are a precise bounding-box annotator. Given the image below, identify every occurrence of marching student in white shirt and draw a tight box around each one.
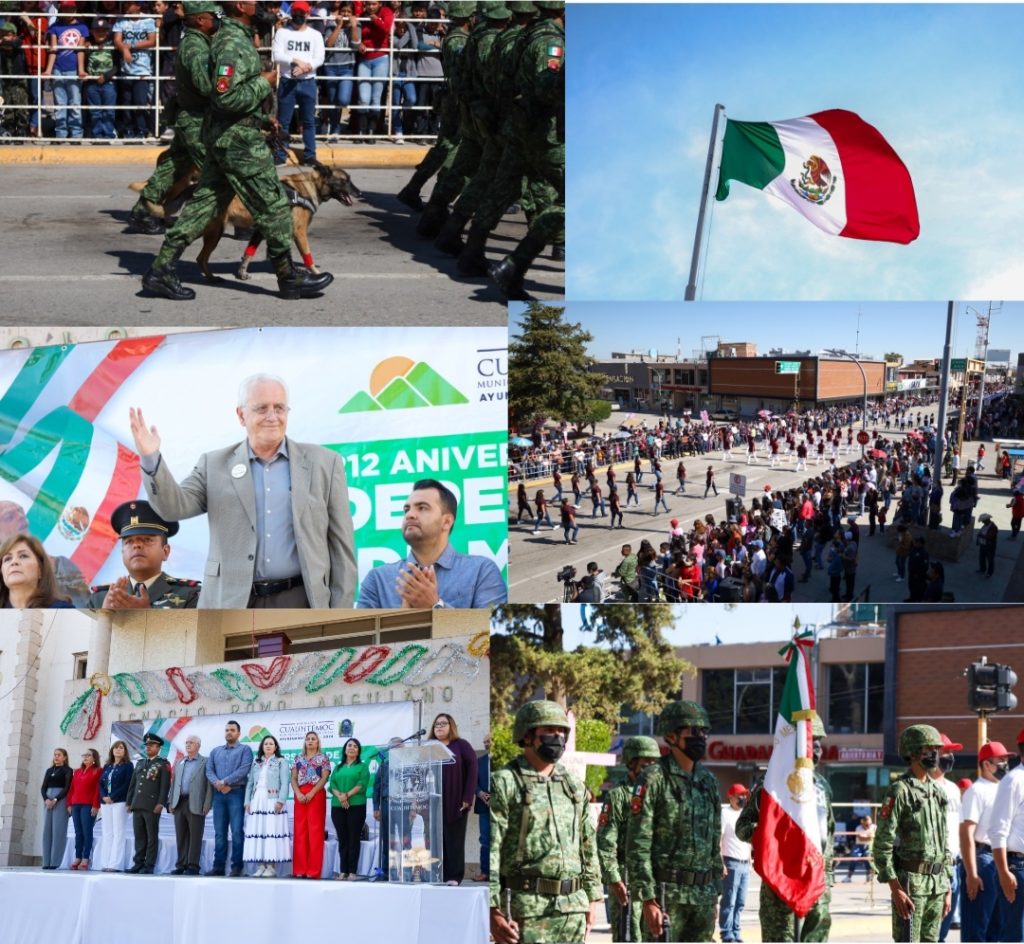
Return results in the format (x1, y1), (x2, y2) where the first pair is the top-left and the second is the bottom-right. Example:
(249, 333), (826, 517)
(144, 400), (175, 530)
(990, 729), (1024, 942)
(960, 741), (1013, 943)
(931, 733), (965, 941)
(272, 1), (325, 165)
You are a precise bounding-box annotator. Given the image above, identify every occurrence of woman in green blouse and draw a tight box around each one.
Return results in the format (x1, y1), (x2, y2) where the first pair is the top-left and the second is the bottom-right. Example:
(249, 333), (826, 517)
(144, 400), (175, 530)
(329, 737), (370, 880)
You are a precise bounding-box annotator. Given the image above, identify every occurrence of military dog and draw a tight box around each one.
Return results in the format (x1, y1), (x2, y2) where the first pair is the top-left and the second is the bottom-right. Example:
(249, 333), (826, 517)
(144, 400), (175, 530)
(196, 161), (360, 281)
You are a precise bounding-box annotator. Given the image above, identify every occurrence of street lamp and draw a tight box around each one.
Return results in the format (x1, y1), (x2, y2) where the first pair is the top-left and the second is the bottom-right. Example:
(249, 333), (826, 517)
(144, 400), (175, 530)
(824, 348), (869, 457)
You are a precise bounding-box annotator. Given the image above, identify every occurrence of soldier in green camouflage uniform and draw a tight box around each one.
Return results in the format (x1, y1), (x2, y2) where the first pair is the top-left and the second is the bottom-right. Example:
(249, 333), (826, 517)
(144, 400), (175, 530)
(625, 700), (723, 942)
(872, 724), (953, 943)
(432, 3), (514, 256)
(128, 2), (220, 236)
(490, 700), (602, 944)
(416, 3), (503, 240)
(142, 1), (332, 301)
(735, 715), (835, 942)
(489, 0), (563, 300)
(453, 1), (538, 276)
(598, 736), (661, 943)
(396, 2), (475, 213)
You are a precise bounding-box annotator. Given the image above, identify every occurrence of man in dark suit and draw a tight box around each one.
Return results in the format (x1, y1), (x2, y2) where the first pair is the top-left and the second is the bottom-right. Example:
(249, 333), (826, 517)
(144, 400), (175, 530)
(474, 734), (490, 881)
(168, 734), (213, 875)
(126, 732), (171, 874)
(129, 373), (356, 608)
(89, 500), (200, 608)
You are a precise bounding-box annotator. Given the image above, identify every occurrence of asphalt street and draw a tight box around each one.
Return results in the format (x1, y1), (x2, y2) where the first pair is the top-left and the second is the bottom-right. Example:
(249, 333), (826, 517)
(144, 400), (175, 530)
(0, 164), (561, 324)
(508, 416), (1024, 605)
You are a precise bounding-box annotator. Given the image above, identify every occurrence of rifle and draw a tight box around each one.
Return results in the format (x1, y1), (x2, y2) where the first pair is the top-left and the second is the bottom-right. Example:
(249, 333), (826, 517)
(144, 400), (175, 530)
(899, 873), (913, 943)
(659, 881), (672, 943)
(616, 866), (631, 942)
(503, 887), (513, 925)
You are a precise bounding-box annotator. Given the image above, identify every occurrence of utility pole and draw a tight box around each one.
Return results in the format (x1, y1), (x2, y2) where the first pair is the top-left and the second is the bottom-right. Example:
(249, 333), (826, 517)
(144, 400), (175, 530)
(934, 303), (954, 481)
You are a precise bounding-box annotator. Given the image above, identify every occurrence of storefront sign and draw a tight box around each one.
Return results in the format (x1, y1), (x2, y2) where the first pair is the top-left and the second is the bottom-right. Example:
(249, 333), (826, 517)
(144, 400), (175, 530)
(707, 741), (883, 763)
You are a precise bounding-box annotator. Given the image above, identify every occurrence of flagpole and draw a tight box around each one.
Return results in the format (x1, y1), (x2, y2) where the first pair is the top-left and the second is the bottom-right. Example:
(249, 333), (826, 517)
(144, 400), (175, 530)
(684, 103), (725, 302)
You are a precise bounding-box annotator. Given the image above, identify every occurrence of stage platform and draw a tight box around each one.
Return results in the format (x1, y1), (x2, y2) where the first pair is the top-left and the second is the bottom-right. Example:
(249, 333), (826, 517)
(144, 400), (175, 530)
(0, 870), (487, 944)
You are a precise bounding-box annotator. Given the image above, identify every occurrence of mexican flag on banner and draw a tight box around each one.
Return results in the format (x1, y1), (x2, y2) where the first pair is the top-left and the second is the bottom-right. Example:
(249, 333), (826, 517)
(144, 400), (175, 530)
(715, 109), (919, 244)
(750, 631), (825, 918)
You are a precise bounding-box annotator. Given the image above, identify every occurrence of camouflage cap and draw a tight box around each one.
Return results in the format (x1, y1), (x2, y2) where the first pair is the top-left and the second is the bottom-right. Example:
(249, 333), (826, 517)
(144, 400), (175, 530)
(0, 21), (17, 33)
(482, 3), (512, 18)
(508, 1), (536, 12)
(899, 723), (943, 760)
(657, 699), (710, 735)
(622, 736), (661, 765)
(513, 699), (570, 743)
(182, 1), (221, 14)
(447, 1), (477, 17)
(532, 0), (565, 9)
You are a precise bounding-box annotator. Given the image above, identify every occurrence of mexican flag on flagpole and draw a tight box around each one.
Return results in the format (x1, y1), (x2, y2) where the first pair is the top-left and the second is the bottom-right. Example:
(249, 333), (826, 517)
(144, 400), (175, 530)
(750, 631), (826, 919)
(715, 109), (919, 244)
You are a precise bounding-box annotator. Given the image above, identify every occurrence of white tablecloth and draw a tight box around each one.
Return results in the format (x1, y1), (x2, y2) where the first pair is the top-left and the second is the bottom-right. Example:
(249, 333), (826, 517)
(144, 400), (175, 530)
(0, 872), (487, 944)
(61, 808), (376, 876)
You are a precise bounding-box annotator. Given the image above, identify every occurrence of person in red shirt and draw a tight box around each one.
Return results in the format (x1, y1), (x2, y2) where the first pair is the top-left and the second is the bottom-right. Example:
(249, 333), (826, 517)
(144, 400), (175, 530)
(1007, 489), (1024, 540)
(16, 5), (49, 136)
(68, 748), (102, 870)
(352, 0), (393, 140)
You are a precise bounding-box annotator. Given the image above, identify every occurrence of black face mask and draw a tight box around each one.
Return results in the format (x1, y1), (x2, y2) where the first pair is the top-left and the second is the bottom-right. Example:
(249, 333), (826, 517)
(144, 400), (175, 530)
(919, 750), (939, 770)
(291, 13), (306, 25)
(992, 764), (1009, 780)
(682, 735), (707, 762)
(536, 734), (566, 763)
(938, 755), (955, 774)
(735, 796), (747, 808)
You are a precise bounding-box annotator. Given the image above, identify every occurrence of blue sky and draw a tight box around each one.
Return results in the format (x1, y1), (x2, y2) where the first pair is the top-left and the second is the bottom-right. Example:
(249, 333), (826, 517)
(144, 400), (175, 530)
(567, 4), (1024, 300)
(511, 301), (1024, 363)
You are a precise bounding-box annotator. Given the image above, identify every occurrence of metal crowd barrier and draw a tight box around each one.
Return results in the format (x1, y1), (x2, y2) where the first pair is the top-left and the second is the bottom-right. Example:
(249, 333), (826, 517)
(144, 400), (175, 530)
(0, 10), (446, 144)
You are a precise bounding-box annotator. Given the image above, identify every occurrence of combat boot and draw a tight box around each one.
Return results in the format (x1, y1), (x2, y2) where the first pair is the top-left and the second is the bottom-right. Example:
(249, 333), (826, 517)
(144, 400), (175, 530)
(396, 183), (425, 212)
(141, 252), (195, 301)
(456, 223), (490, 277)
(128, 198), (166, 236)
(415, 203), (448, 239)
(274, 254), (334, 299)
(434, 212), (470, 256)
(489, 232), (546, 301)
(551, 243), (565, 261)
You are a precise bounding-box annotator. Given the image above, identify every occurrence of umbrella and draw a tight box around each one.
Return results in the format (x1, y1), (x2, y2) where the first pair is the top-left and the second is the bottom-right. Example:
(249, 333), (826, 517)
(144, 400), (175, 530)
(869, 448), (888, 459)
(757, 409), (772, 418)
(610, 430), (632, 440)
(509, 437), (532, 447)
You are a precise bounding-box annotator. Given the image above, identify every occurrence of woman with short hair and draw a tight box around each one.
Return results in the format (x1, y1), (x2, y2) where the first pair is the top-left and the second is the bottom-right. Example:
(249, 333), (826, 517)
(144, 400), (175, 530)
(68, 748), (102, 870)
(329, 737), (370, 880)
(40, 748), (73, 869)
(429, 712), (478, 885)
(98, 740), (133, 871)
(244, 735), (292, 877)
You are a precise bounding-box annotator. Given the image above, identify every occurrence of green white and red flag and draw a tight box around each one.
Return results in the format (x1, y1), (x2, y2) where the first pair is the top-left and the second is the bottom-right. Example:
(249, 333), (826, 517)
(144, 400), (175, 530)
(715, 109), (919, 244)
(750, 630), (826, 918)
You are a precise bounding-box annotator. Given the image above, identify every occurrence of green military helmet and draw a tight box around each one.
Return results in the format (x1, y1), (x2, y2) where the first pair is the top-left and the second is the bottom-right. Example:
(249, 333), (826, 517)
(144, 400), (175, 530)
(513, 699), (570, 743)
(182, 1), (221, 14)
(482, 3), (512, 19)
(899, 724), (943, 760)
(656, 699), (710, 735)
(508, 1), (537, 12)
(532, 0), (565, 9)
(447, 1), (477, 17)
(622, 736), (661, 765)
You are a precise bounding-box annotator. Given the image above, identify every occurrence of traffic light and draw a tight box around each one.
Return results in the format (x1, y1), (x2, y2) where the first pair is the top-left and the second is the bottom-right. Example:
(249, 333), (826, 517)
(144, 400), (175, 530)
(967, 660), (1018, 712)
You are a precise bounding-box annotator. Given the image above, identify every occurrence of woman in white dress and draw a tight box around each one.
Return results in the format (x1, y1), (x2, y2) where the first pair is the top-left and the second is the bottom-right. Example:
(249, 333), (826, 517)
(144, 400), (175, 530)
(243, 735), (292, 877)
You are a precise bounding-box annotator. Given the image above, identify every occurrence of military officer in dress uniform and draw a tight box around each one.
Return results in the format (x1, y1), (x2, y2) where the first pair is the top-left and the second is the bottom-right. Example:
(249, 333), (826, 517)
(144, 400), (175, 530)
(598, 735), (661, 942)
(625, 699), (723, 942)
(735, 714), (835, 942)
(126, 732), (171, 874)
(89, 500), (200, 609)
(872, 724), (952, 942)
(490, 700), (603, 944)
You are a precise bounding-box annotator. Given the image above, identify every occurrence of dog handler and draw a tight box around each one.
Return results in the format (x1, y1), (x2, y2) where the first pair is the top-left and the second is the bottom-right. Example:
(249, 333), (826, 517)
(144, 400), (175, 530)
(142, 1), (333, 300)
(128, 1), (220, 235)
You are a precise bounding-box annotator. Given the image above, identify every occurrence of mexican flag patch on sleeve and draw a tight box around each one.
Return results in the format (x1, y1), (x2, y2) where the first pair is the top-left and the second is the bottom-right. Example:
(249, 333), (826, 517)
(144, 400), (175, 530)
(215, 63), (234, 94)
(630, 784), (646, 815)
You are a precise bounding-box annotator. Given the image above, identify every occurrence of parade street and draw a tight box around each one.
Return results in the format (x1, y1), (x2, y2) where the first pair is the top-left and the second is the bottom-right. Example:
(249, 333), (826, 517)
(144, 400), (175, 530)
(0, 164), (561, 324)
(588, 871), (951, 943)
(507, 415), (1024, 605)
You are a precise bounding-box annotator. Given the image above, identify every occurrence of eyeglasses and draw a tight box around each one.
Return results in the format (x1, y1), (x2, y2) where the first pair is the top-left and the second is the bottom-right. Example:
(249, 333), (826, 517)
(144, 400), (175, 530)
(246, 404), (290, 417)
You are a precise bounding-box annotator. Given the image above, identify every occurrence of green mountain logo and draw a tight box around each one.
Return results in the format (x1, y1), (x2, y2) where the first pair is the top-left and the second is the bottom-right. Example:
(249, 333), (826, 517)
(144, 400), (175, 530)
(339, 357), (469, 413)
(242, 725), (273, 743)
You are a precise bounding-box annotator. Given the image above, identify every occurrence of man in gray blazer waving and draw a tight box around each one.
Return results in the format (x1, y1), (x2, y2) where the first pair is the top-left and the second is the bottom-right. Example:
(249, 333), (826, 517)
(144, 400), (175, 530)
(129, 374), (356, 608)
(168, 735), (213, 875)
